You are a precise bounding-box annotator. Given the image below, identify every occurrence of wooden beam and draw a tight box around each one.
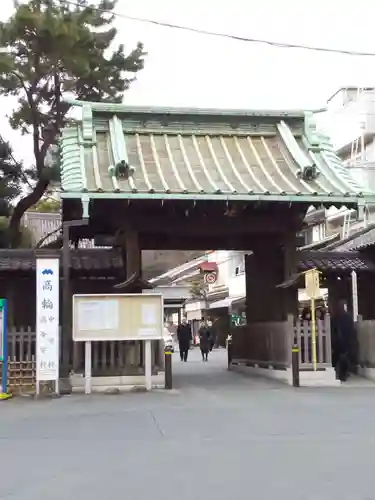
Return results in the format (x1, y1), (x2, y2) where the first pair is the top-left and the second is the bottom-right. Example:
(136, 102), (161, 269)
(138, 234), (283, 250)
(124, 228), (141, 278)
(98, 212), (301, 236)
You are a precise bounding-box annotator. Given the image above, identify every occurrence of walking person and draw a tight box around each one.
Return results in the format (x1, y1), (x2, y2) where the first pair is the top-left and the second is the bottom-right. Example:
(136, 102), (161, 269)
(199, 320), (211, 361)
(331, 300), (357, 381)
(177, 318), (192, 362)
(207, 320), (216, 351)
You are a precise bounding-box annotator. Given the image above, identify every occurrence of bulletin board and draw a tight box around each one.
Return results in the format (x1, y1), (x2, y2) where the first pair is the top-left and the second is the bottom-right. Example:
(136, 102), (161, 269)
(72, 293), (164, 342)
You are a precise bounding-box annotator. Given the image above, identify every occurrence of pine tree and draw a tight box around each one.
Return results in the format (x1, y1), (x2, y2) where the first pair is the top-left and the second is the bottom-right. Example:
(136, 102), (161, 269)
(0, 138), (34, 247)
(29, 198), (61, 213)
(0, 140), (21, 217)
(0, 0), (145, 246)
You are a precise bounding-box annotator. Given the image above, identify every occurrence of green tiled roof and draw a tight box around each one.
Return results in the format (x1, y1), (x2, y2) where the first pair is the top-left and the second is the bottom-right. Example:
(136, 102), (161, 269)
(59, 101), (375, 205)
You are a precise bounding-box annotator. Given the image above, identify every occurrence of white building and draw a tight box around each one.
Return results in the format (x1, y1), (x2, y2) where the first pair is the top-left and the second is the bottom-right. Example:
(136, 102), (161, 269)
(205, 250), (246, 312)
(309, 87), (375, 241)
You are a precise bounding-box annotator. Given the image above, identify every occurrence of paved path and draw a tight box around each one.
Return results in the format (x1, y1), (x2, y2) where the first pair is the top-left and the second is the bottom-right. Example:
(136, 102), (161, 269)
(1, 348), (375, 499)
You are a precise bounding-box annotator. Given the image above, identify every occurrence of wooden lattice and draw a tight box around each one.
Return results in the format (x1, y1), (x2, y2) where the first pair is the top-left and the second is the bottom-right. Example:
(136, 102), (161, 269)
(0, 360), (36, 394)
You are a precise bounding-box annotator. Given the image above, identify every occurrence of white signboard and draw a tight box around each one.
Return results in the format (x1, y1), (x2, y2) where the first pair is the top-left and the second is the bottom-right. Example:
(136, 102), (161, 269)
(77, 300), (119, 331)
(73, 294), (163, 341)
(36, 258), (60, 382)
(0, 308), (3, 361)
(304, 269), (321, 300)
(141, 303), (157, 326)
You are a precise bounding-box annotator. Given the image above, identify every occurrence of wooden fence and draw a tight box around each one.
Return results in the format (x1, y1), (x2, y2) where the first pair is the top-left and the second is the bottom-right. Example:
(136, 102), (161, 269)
(231, 321), (291, 369)
(357, 318), (375, 368)
(231, 315), (332, 370)
(0, 327), (37, 393)
(293, 316), (332, 369)
(0, 327), (162, 393)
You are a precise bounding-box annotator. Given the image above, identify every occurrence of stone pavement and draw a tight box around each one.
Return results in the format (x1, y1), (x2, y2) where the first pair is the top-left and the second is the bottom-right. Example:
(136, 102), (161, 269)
(1, 348), (375, 500)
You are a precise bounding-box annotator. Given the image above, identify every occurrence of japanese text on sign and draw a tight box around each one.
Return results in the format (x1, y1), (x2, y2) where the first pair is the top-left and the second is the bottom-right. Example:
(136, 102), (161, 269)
(36, 258), (60, 382)
(304, 269), (321, 300)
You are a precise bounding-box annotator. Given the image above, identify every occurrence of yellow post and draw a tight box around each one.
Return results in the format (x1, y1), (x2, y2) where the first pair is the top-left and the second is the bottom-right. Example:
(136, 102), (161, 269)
(304, 268), (320, 372)
(310, 297), (317, 371)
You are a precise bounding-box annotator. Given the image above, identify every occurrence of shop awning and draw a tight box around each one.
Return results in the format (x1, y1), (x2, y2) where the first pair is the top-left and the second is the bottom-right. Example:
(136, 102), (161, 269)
(209, 296), (245, 310)
(199, 261), (218, 272)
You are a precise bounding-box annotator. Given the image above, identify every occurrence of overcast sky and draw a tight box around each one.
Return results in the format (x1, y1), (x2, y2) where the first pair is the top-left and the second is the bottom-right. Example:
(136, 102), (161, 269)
(2, 0), (375, 166)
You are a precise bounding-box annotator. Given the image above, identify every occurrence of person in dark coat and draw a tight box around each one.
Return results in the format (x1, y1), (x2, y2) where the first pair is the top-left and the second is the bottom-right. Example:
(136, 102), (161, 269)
(330, 300), (357, 381)
(207, 320), (216, 351)
(301, 307), (311, 321)
(199, 320), (211, 361)
(177, 318), (192, 362)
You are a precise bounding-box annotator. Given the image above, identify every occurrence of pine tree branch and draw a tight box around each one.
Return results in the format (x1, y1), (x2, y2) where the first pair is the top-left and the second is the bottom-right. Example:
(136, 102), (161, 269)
(9, 70), (44, 169)
(35, 224), (62, 248)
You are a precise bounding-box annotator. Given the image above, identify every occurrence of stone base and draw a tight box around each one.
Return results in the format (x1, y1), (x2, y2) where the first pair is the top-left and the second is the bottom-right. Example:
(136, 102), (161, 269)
(358, 367), (375, 381)
(296, 368), (340, 387)
(59, 377), (73, 395)
(70, 372), (165, 393)
(231, 363), (341, 387)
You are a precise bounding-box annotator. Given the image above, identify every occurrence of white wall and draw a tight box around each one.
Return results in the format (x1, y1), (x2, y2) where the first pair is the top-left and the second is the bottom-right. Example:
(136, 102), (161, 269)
(227, 251), (246, 297)
(319, 88), (375, 227)
(325, 88), (375, 149)
(208, 250), (246, 298)
(229, 273), (246, 297)
(207, 250), (230, 293)
(341, 137), (375, 190)
(311, 223), (326, 243)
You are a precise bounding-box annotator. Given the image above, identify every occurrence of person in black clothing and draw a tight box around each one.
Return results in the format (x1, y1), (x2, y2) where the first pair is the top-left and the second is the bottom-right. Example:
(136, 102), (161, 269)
(177, 318), (192, 362)
(207, 320), (216, 351)
(199, 321), (211, 361)
(331, 300), (357, 381)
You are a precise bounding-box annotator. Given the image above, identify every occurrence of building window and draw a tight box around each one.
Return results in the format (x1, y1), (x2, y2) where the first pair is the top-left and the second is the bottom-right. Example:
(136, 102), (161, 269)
(312, 223), (326, 242)
(303, 229), (313, 245)
(234, 262), (245, 276)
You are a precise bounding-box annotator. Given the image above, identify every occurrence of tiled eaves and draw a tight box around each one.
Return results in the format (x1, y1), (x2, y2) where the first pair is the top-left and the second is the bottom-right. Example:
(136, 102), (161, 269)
(59, 103), (375, 206)
(1, 249), (373, 274)
(299, 250), (375, 272)
(0, 249), (123, 271)
(323, 224), (375, 252)
(60, 121), (372, 205)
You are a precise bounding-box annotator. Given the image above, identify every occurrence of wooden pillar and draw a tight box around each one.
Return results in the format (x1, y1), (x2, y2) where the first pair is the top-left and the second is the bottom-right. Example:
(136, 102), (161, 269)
(245, 242), (284, 322)
(123, 228), (143, 372)
(245, 233), (297, 323)
(7, 283), (15, 328)
(282, 232), (298, 318)
(63, 219), (88, 376)
(62, 223), (72, 376)
(125, 228), (141, 279)
(356, 273), (375, 320)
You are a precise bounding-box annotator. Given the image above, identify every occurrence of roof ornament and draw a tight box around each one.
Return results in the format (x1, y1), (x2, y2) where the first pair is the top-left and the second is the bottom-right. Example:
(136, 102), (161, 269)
(108, 160), (135, 179)
(300, 164), (320, 182)
(304, 112), (320, 150)
(315, 131), (335, 153)
(108, 115), (137, 187)
(277, 119), (320, 181)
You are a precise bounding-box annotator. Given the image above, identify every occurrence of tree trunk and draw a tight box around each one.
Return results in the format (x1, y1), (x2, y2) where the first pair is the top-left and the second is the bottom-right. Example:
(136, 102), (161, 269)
(8, 177), (49, 247)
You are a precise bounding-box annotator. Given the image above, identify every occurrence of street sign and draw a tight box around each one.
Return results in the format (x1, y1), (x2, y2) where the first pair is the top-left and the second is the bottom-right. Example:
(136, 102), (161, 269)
(204, 272), (217, 284)
(36, 258), (60, 395)
(304, 268), (320, 299)
(0, 304), (3, 361)
(231, 314), (245, 326)
(0, 298), (10, 399)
